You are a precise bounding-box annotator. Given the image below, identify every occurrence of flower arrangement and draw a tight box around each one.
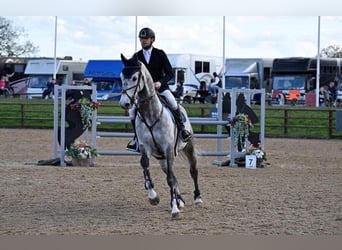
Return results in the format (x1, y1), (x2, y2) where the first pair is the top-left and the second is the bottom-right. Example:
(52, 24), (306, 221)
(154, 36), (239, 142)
(66, 140), (97, 160)
(229, 113), (253, 150)
(70, 97), (100, 129)
(247, 143), (267, 167)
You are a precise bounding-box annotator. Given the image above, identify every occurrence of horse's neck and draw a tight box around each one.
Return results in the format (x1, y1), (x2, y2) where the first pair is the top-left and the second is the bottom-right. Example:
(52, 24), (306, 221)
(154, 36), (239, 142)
(137, 87), (163, 120)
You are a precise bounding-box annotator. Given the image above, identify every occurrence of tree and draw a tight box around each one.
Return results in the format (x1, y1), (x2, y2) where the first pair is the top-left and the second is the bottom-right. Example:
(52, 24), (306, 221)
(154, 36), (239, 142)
(0, 17), (39, 57)
(320, 44), (342, 58)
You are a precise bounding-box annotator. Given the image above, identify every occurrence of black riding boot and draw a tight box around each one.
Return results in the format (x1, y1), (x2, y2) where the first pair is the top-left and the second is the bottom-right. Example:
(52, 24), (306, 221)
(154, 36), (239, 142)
(126, 120), (139, 152)
(174, 107), (192, 142)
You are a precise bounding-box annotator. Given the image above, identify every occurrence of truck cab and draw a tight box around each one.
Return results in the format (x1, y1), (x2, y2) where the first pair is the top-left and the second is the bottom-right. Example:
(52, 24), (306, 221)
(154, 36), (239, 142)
(83, 60), (123, 101)
(26, 75), (53, 99)
(225, 59), (263, 104)
(271, 75), (310, 105)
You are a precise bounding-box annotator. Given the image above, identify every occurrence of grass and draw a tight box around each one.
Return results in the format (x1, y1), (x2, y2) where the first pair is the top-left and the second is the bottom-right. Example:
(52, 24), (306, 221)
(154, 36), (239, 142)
(1, 98), (342, 138)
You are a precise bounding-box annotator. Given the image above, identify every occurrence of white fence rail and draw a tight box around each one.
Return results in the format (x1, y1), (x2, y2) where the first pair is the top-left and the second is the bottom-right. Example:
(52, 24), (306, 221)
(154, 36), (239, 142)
(54, 86), (265, 167)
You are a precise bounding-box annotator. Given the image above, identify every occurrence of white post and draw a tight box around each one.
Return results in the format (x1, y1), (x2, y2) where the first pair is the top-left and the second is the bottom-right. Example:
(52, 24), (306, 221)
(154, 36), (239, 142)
(135, 16), (138, 52)
(222, 16), (226, 81)
(215, 16), (226, 163)
(52, 16), (58, 158)
(53, 16), (58, 80)
(315, 16), (321, 107)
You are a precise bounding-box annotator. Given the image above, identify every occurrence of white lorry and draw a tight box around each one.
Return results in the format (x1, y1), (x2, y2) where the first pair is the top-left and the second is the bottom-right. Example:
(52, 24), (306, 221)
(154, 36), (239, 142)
(167, 53), (223, 103)
(24, 58), (87, 98)
(224, 58), (273, 104)
(224, 58), (265, 90)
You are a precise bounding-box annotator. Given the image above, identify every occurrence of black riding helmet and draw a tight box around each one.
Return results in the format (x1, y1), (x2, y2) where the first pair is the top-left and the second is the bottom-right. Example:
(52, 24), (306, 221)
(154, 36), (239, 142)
(139, 27), (155, 39)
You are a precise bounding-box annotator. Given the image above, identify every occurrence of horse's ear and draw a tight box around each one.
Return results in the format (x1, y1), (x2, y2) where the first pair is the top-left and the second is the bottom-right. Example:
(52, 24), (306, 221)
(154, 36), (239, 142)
(121, 54), (128, 65)
(132, 53), (139, 64)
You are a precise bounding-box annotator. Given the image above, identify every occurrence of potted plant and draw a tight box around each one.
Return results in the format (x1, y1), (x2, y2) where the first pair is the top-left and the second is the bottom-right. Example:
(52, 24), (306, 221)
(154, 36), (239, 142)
(65, 140), (97, 166)
(247, 143), (267, 168)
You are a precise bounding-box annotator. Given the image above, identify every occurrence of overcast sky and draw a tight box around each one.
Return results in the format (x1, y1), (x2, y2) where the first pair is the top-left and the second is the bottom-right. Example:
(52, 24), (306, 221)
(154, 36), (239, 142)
(6, 16), (342, 61)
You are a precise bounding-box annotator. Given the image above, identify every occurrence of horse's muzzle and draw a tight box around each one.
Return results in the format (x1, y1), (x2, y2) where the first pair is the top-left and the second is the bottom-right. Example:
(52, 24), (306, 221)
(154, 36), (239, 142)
(121, 103), (131, 110)
(119, 95), (132, 110)
(119, 100), (131, 110)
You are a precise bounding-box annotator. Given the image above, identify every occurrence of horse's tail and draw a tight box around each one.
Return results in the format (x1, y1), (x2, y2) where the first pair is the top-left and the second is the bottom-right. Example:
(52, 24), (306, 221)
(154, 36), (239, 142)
(177, 138), (198, 164)
(179, 105), (193, 133)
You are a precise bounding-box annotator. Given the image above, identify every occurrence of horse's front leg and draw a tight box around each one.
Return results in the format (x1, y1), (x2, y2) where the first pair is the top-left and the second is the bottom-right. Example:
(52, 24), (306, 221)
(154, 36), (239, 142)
(163, 149), (180, 218)
(141, 153), (159, 205)
(160, 160), (185, 210)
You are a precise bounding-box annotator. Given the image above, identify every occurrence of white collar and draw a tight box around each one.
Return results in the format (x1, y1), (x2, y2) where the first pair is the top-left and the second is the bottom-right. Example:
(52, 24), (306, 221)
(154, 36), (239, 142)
(143, 47), (153, 54)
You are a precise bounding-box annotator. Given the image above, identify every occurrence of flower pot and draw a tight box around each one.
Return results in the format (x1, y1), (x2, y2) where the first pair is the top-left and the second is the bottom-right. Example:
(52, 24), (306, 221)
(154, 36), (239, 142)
(256, 158), (266, 168)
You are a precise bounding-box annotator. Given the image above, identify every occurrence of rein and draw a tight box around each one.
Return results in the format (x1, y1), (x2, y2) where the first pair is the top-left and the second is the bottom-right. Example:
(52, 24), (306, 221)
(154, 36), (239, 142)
(136, 91), (164, 152)
(138, 105), (164, 150)
(122, 65), (165, 152)
(121, 68), (142, 105)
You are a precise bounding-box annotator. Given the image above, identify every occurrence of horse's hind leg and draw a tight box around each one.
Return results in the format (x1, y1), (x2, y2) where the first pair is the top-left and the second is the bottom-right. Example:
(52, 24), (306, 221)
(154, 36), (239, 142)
(140, 153), (159, 205)
(184, 140), (202, 204)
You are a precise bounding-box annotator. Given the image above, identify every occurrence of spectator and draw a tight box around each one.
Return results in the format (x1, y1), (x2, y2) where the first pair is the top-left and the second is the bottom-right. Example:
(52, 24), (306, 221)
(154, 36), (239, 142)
(318, 86), (328, 107)
(82, 78), (92, 99)
(83, 78), (91, 86)
(0, 75), (6, 96)
(208, 72), (221, 97)
(194, 80), (209, 104)
(173, 81), (183, 99)
(200, 80), (207, 91)
(327, 81), (337, 106)
(42, 78), (56, 99)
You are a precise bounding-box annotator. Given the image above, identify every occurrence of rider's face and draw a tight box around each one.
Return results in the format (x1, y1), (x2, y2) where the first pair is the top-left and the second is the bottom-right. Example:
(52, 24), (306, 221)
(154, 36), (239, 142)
(140, 37), (153, 50)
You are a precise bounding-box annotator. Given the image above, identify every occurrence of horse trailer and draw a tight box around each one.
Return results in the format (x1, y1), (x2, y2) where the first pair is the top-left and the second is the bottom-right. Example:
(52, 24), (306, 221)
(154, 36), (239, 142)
(24, 58), (87, 98)
(167, 53), (224, 103)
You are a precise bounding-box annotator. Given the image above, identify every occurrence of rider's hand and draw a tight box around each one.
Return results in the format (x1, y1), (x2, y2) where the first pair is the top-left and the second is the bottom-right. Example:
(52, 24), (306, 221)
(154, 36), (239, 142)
(154, 81), (161, 89)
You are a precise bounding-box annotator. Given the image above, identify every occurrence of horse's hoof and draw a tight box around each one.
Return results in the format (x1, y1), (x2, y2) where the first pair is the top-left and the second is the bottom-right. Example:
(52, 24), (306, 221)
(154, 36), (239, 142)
(171, 211), (180, 220)
(178, 199), (185, 209)
(195, 197), (203, 204)
(149, 195), (160, 205)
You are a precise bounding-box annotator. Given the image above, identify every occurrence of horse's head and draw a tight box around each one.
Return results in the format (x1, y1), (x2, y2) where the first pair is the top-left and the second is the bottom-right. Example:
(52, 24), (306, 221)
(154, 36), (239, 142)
(119, 54), (143, 110)
(120, 54), (156, 110)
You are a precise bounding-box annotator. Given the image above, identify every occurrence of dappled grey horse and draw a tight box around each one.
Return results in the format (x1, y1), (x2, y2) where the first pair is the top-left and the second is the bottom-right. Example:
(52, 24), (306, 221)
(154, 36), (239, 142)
(119, 54), (202, 218)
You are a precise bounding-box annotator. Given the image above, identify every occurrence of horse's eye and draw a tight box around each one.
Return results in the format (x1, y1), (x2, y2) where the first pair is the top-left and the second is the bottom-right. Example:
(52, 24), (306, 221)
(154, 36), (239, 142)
(132, 76), (137, 81)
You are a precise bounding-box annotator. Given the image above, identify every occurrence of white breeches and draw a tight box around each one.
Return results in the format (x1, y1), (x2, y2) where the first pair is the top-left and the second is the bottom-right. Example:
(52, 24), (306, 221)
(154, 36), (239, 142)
(160, 89), (178, 110)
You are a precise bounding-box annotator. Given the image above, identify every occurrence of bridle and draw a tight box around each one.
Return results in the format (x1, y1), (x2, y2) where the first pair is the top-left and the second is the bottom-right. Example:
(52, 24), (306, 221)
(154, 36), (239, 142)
(121, 64), (166, 151)
(121, 66), (142, 106)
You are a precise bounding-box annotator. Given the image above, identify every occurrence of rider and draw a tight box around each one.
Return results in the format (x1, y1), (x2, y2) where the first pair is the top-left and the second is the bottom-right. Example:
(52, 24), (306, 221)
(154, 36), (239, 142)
(126, 27), (192, 152)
